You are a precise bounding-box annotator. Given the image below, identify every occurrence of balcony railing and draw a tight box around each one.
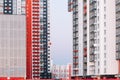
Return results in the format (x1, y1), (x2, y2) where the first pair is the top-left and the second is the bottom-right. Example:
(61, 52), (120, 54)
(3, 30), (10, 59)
(116, 53), (120, 60)
(116, 7), (120, 12)
(90, 12), (97, 19)
(116, 0), (120, 5)
(90, 19), (96, 26)
(83, 23), (87, 29)
(89, 55), (95, 62)
(90, 0), (97, 4)
(90, 5), (97, 11)
(116, 32), (120, 37)
(83, 16), (87, 21)
(116, 15), (120, 21)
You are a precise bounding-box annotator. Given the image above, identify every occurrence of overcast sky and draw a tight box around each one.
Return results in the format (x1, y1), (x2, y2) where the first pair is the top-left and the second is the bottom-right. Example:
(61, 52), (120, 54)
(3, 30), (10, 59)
(50, 0), (72, 65)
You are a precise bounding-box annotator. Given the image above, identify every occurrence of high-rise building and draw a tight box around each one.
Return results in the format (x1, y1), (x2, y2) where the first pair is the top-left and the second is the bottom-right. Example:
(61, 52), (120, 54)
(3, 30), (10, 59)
(0, 0), (51, 79)
(26, 0), (51, 79)
(68, 0), (88, 77)
(0, 0), (26, 79)
(68, 0), (118, 79)
(116, 0), (120, 75)
(88, 0), (118, 77)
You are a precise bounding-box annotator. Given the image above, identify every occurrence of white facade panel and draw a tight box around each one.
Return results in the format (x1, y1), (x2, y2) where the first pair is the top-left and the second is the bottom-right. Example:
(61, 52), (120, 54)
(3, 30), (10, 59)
(87, 0), (118, 76)
(0, 15), (26, 78)
(78, 0), (84, 76)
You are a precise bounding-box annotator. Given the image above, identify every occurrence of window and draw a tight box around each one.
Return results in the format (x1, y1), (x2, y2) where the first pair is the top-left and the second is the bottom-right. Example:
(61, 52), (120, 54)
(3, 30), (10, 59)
(98, 61), (100, 66)
(98, 24), (99, 29)
(104, 68), (106, 73)
(104, 30), (106, 35)
(104, 14), (106, 19)
(104, 60), (106, 66)
(98, 39), (99, 44)
(104, 0), (106, 4)
(104, 45), (106, 50)
(98, 1), (99, 6)
(98, 16), (99, 21)
(104, 37), (106, 42)
(104, 22), (106, 27)
(98, 68), (100, 74)
(104, 7), (106, 12)
(98, 9), (99, 13)
(9, 11), (11, 13)
(104, 53), (106, 58)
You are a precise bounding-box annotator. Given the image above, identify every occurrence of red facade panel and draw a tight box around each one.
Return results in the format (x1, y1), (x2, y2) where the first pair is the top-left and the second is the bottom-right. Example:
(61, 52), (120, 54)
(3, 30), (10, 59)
(0, 77), (7, 80)
(26, 0), (32, 79)
(10, 77), (24, 80)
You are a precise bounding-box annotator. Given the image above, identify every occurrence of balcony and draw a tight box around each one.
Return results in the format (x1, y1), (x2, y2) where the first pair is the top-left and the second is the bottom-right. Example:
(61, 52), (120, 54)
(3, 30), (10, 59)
(83, 65), (87, 70)
(83, 23), (87, 29)
(90, 0), (96, 4)
(89, 65), (95, 75)
(90, 20), (96, 26)
(73, 29), (78, 33)
(89, 55), (95, 62)
(116, 38), (120, 44)
(116, 0), (120, 5)
(90, 49), (94, 55)
(84, 52), (87, 57)
(83, 30), (87, 36)
(116, 22), (120, 28)
(73, 50), (78, 53)
(90, 5), (97, 11)
(83, 37), (87, 42)
(73, 56), (78, 58)
(116, 15), (120, 21)
(90, 35), (95, 40)
(116, 32), (120, 37)
(90, 47), (94, 52)
(84, 57), (87, 63)
(73, 62), (78, 65)
(68, 0), (73, 12)
(90, 26), (95, 31)
(116, 7), (120, 12)
(116, 53), (120, 60)
(83, 16), (87, 22)
(73, 27), (78, 31)
(90, 12), (97, 19)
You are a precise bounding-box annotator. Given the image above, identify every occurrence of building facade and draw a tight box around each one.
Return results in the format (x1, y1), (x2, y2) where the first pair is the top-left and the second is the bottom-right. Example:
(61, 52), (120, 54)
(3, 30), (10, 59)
(88, 0), (118, 76)
(68, 0), (119, 79)
(0, 0), (26, 79)
(26, 0), (51, 79)
(52, 64), (71, 80)
(0, 0), (51, 79)
(68, 0), (87, 77)
(116, 0), (120, 76)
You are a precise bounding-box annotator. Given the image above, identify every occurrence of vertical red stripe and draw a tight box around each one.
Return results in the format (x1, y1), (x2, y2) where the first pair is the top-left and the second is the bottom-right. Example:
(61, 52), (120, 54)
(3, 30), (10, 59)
(118, 60), (120, 74)
(26, 0), (32, 79)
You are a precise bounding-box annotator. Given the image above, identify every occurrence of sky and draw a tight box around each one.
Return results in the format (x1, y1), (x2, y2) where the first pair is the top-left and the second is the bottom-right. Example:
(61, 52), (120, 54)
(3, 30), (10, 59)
(50, 0), (72, 65)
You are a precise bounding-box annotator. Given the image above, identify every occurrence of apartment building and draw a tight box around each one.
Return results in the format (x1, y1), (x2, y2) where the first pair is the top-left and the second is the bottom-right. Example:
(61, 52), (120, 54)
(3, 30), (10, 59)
(116, 0), (120, 76)
(52, 64), (71, 80)
(0, 0), (51, 79)
(26, 0), (51, 79)
(0, 0), (26, 79)
(88, 0), (118, 77)
(68, 0), (119, 79)
(68, 0), (88, 78)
